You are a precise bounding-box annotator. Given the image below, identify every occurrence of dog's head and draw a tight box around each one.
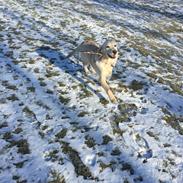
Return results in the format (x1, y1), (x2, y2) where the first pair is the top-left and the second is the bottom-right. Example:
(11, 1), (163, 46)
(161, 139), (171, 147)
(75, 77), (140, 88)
(100, 39), (118, 59)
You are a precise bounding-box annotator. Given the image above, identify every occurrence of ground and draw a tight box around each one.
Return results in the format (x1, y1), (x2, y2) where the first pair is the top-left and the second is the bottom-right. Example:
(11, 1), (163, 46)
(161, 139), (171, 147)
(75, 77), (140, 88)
(0, 0), (183, 183)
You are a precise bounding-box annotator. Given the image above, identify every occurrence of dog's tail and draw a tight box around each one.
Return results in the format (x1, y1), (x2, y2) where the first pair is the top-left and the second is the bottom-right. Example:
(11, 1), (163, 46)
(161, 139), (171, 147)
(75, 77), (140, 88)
(62, 41), (85, 60)
(63, 49), (75, 60)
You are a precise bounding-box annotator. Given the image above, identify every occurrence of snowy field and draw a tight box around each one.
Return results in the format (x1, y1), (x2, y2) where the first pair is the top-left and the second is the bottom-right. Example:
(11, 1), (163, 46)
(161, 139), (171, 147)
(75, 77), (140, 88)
(0, 0), (183, 182)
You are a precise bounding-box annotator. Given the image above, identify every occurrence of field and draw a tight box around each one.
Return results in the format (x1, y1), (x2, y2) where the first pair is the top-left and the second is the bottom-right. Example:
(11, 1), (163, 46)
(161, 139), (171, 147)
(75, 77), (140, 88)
(0, 0), (183, 182)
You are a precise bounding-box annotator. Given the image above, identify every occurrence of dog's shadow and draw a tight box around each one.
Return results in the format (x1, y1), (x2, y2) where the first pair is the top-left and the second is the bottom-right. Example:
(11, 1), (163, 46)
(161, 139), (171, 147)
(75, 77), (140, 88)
(36, 46), (105, 100)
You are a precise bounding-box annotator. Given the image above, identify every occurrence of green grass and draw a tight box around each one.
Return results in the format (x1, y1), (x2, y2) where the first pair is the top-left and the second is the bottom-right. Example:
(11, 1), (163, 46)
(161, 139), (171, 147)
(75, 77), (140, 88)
(46, 150), (59, 162)
(27, 86), (35, 92)
(23, 106), (36, 119)
(48, 170), (65, 183)
(59, 95), (70, 105)
(61, 141), (93, 179)
(146, 131), (159, 141)
(78, 111), (89, 117)
(0, 122), (8, 129)
(121, 162), (134, 175)
(13, 128), (23, 134)
(99, 98), (109, 105)
(55, 128), (67, 139)
(39, 81), (47, 86)
(7, 94), (19, 101)
(9, 139), (30, 154)
(163, 115), (183, 135)
(102, 135), (112, 145)
(128, 80), (144, 91)
(46, 89), (54, 94)
(79, 84), (93, 99)
(46, 68), (60, 78)
(13, 161), (26, 168)
(3, 132), (12, 140)
(85, 135), (96, 148)
(2, 81), (17, 90)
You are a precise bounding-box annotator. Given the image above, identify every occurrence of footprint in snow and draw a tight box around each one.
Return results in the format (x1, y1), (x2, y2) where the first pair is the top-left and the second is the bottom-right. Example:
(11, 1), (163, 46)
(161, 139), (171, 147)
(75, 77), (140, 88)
(133, 133), (153, 159)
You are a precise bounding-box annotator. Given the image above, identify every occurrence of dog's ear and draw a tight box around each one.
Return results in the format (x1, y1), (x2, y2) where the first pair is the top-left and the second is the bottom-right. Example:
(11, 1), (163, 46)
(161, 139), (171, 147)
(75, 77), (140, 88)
(99, 39), (107, 53)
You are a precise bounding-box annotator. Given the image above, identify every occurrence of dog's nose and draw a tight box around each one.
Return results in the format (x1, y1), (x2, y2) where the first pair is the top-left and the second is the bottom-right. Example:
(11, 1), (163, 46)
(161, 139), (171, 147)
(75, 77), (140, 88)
(113, 50), (117, 54)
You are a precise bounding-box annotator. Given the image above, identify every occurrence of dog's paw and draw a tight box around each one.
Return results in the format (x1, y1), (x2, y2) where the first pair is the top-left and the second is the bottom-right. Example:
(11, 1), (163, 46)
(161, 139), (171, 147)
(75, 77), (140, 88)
(112, 99), (117, 103)
(110, 96), (117, 103)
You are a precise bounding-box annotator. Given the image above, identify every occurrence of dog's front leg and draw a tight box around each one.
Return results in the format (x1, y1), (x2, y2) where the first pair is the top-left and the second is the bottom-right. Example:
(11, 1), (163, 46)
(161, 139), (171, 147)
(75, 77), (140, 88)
(99, 75), (117, 103)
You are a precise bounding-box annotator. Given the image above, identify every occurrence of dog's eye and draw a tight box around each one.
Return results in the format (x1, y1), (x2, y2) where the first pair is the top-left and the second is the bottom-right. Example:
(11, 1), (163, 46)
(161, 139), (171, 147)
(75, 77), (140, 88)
(106, 46), (110, 48)
(114, 45), (117, 47)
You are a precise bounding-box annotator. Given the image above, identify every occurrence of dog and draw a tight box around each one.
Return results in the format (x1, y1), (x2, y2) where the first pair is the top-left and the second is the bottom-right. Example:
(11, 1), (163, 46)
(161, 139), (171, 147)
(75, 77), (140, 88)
(64, 38), (119, 103)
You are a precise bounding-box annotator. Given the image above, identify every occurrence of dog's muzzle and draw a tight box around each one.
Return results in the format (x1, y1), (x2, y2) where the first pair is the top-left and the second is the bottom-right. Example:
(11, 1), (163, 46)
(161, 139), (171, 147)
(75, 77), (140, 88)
(108, 50), (118, 59)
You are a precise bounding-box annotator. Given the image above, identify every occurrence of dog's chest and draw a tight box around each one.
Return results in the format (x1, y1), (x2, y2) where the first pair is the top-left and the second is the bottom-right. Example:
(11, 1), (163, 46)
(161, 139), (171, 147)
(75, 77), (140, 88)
(97, 58), (116, 76)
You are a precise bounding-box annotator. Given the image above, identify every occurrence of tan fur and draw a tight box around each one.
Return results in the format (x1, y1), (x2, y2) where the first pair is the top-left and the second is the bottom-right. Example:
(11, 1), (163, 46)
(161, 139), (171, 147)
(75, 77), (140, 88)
(65, 38), (119, 103)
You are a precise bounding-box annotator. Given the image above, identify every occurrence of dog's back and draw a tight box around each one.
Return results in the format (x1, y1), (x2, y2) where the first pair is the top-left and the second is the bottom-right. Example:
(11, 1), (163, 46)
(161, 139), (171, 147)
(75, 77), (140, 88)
(65, 39), (101, 61)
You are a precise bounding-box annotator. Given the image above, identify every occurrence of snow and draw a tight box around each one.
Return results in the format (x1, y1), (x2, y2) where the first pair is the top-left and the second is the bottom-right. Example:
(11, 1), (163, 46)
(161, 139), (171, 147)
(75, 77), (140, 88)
(0, 0), (183, 183)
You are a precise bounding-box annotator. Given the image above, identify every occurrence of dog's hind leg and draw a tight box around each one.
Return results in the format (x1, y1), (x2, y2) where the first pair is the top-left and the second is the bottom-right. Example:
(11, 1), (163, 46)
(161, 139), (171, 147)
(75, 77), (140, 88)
(89, 65), (96, 74)
(83, 63), (90, 75)
(99, 75), (117, 103)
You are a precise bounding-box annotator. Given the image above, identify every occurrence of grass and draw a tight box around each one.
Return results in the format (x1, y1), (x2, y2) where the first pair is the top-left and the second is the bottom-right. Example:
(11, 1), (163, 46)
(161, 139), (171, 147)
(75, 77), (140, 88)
(36, 100), (50, 110)
(46, 150), (59, 162)
(29, 60), (35, 64)
(85, 135), (96, 148)
(58, 82), (66, 87)
(7, 94), (19, 101)
(112, 128), (126, 136)
(61, 141), (94, 179)
(0, 122), (8, 129)
(12, 175), (20, 181)
(39, 131), (45, 138)
(22, 106), (36, 119)
(99, 162), (113, 172)
(117, 83), (128, 93)
(163, 115), (183, 135)
(46, 89), (54, 94)
(27, 86), (35, 92)
(2, 81), (17, 90)
(99, 160), (120, 172)
(46, 68), (60, 78)
(6, 84), (18, 90)
(41, 125), (49, 130)
(9, 139), (30, 154)
(55, 128), (67, 139)
(48, 170), (65, 183)
(78, 111), (89, 117)
(102, 135), (112, 145)
(13, 161), (25, 168)
(146, 131), (159, 141)
(121, 162), (134, 175)
(128, 80), (144, 91)
(59, 95), (70, 105)
(99, 98), (109, 105)
(3, 132), (12, 140)
(112, 102), (138, 134)
(79, 84), (93, 99)
(163, 143), (171, 148)
(13, 128), (23, 134)
(113, 114), (129, 126)
(34, 68), (40, 73)
(39, 81), (47, 86)
(147, 72), (183, 96)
